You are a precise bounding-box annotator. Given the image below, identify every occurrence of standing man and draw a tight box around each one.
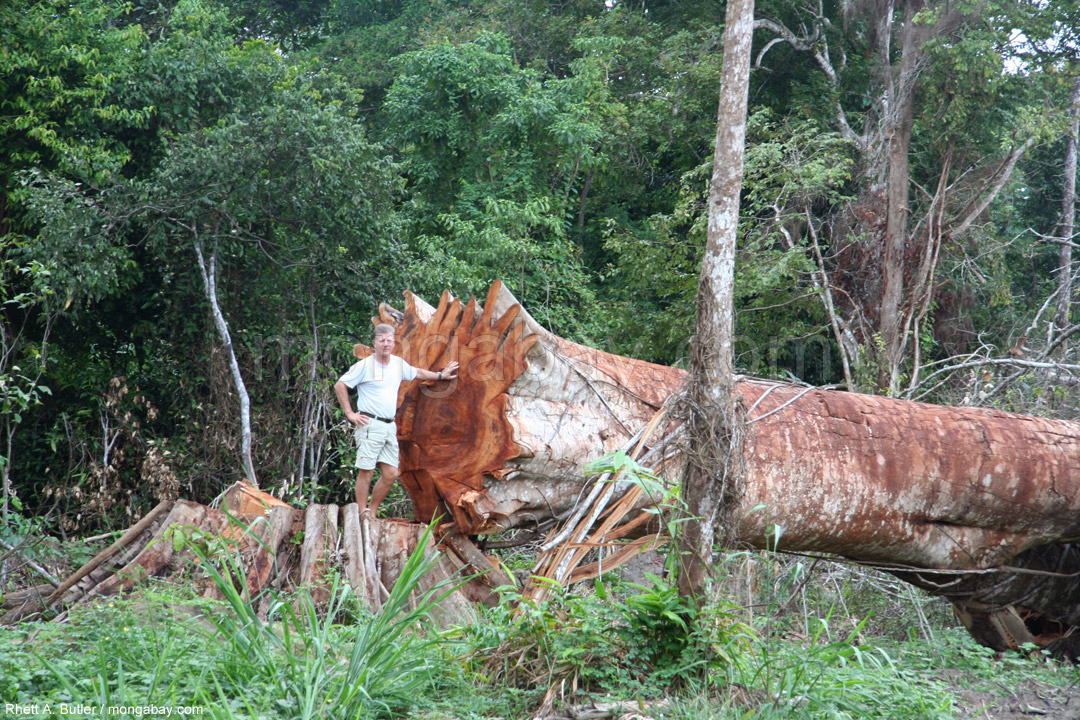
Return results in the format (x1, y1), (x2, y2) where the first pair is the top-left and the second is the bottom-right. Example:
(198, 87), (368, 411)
(334, 323), (459, 516)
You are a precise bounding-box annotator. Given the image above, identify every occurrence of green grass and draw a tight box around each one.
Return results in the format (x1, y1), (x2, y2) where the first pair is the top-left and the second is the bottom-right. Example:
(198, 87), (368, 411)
(3, 547), (1078, 720)
(1, 524), (457, 719)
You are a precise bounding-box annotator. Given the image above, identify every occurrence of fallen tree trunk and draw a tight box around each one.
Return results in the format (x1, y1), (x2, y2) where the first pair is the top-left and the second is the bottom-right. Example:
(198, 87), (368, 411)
(369, 280), (684, 534)
(15, 283), (1079, 655)
(374, 281), (1080, 652)
(378, 282), (1080, 566)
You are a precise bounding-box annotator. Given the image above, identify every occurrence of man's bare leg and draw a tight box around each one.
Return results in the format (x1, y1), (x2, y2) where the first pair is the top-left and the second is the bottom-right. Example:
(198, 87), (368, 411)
(355, 468), (375, 510)
(368, 463), (400, 517)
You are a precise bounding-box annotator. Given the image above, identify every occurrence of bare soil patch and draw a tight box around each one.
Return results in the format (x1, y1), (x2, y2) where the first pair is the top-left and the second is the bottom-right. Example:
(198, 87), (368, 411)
(950, 677), (1080, 720)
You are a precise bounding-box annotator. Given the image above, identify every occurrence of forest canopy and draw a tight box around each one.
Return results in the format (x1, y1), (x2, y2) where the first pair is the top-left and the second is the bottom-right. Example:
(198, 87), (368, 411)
(1, 0), (1077, 533)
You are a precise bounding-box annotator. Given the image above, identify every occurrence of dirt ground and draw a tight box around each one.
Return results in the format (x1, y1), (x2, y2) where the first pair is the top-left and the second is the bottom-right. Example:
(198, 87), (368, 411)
(950, 677), (1080, 720)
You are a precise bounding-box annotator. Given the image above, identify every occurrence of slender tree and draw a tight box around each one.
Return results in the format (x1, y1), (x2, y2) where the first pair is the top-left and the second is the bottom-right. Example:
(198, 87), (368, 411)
(193, 231), (256, 486)
(1057, 75), (1080, 337)
(678, 0), (755, 603)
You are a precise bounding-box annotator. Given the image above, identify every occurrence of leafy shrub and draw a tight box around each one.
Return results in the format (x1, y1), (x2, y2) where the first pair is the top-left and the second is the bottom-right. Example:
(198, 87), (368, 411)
(460, 574), (753, 697)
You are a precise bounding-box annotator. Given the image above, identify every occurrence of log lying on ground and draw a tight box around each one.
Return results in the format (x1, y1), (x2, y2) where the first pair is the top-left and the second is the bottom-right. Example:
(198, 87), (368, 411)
(14, 282), (1078, 653)
(735, 381), (1080, 652)
(376, 281), (1080, 652)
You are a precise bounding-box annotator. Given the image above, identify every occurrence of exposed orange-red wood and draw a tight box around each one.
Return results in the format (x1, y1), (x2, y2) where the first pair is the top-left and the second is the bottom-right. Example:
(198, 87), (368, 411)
(356, 281), (538, 528)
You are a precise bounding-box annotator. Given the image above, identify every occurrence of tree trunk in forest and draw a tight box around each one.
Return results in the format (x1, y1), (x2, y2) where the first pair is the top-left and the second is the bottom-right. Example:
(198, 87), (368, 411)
(367, 282), (1080, 564)
(677, 0), (754, 603)
(1057, 75), (1080, 336)
(366, 282), (1080, 651)
(193, 235), (257, 487)
(876, 1), (922, 393)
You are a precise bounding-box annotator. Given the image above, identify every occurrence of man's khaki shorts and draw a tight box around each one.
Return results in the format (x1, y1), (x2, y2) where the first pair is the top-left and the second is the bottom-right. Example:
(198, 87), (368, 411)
(354, 419), (399, 470)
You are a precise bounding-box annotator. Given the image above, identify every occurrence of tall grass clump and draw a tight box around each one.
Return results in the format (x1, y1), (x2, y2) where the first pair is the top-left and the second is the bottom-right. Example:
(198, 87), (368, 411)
(730, 615), (955, 719)
(10, 521), (456, 719)
(194, 520), (452, 719)
(4, 585), (216, 710)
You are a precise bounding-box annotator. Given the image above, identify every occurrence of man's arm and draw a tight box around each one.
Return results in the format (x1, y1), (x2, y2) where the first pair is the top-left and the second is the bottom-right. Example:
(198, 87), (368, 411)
(415, 360), (460, 382)
(334, 380), (368, 426)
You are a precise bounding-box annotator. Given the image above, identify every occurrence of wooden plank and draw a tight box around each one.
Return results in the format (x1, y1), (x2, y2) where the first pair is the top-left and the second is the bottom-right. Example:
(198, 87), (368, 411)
(360, 511), (383, 610)
(220, 481), (291, 516)
(44, 500), (175, 609)
(298, 504), (328, 603)
(440, 528), (512, 589)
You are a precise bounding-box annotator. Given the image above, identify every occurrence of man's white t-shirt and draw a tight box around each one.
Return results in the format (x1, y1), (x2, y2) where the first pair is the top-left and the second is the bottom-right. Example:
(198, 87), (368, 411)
(338, 355), (417, 420)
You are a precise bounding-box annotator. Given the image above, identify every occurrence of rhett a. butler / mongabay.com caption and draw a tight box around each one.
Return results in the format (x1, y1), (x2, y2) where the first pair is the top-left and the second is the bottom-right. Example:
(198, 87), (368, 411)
(4, 704), (204, 717)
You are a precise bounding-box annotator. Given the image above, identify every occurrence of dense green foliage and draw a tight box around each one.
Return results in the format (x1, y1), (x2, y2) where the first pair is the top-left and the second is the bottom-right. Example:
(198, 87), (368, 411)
(0, 0), (1076, 537)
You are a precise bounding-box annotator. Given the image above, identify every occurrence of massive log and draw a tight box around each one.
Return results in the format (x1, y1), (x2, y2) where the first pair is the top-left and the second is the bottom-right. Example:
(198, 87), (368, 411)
(367, 280), (683, 534)
(15, 283), (1078, 653)
(374, 282), (1080, 651)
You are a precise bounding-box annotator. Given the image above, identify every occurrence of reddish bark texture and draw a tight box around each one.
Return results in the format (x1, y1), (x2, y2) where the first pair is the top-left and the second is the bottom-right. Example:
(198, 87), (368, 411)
(367, 283), (1080, 574)
(735, 382), (1080, 568)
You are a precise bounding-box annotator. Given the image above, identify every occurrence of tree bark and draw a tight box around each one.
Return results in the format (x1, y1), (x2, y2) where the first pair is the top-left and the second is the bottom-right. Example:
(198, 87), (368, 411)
(677, 0), (755, 602)
(193, 235), (257, 486)
(375, 282), (1077, 560)
(371, 281), (1080, 650)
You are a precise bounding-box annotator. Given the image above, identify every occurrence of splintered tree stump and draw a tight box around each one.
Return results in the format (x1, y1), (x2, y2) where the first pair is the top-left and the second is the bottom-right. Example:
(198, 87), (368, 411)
(364, 279), (683, 534)
(297, 504), (337, 605)
(341, 504), (369, 603)
(10, 493), (474, 628)
(86, 500), (209, 600)
(2, 500), (175, 623)
(244, 504), (296, 602)
(374, 520), (470, 622)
